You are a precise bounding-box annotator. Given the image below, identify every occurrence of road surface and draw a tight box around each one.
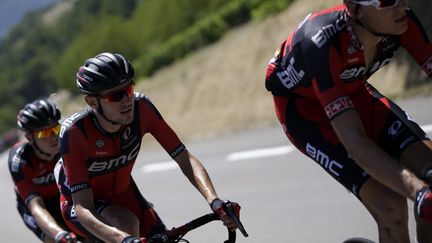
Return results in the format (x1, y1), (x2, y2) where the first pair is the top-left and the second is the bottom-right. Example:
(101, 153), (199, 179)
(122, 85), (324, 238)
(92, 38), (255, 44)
(1, 96), (431, 242)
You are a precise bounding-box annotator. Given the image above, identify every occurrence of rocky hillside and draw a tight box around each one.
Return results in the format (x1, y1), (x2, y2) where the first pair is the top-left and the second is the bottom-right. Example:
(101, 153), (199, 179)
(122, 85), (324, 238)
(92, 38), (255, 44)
(58, 0), (432, 142)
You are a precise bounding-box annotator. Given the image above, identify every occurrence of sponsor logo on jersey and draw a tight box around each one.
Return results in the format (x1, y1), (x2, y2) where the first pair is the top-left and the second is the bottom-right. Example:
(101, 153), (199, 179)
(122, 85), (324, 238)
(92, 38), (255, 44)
(388, 121), (403, 137)
(276, 57), (305, 89)
(60, 112), (82, 138)
(340, 57), (392, 82)
(96, 140), (105, 148)
(400, 136), (415, 150)
(170, 144), (186, 158)
(422, 56), (432, 76)
(324, 96), (354, 119)
(122, 127), (131, 141)
(311, 17), (345, 48)
(306, 143), (343, 177)
(88, 143), (140, 175)
(32, 172), (56, 185)
(70, 183), (90, 193)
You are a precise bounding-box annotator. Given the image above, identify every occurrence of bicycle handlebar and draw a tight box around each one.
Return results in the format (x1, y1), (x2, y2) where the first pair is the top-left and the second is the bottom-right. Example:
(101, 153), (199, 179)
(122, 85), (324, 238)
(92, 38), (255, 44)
(148, 201), (248, 243)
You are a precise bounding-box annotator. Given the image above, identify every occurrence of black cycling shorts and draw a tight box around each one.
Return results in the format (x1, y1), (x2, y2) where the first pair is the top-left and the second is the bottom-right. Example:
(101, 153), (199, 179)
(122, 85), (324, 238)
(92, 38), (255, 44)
(273, 83), (429, 199)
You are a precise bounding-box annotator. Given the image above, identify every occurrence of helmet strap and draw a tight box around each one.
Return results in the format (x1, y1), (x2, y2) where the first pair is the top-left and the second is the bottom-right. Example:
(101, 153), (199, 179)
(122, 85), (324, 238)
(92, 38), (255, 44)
(96, 99), (120, 125)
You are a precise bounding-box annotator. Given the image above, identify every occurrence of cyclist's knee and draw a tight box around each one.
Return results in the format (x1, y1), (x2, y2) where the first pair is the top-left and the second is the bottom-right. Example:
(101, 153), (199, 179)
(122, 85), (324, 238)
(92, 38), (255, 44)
(100, 205), (139, 235)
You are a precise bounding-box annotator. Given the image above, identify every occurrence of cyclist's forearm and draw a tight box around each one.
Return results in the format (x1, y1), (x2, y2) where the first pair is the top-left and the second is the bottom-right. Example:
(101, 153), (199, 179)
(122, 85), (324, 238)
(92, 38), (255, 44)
(177, 152), (219, 203)
(31, 206), (65, 239)
(28, 197), (66, 239)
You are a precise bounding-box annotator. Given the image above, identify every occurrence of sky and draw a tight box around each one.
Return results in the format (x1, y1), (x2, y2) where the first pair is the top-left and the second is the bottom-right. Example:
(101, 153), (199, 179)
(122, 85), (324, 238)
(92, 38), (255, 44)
(0, 0), (60, 39)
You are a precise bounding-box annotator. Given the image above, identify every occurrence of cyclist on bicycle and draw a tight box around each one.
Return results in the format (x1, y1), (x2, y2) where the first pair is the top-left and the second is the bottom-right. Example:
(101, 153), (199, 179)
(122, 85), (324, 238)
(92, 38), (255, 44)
(54, 52), (240, 242)
(265, 0), (432, 242)
(8, 99), (77, 243)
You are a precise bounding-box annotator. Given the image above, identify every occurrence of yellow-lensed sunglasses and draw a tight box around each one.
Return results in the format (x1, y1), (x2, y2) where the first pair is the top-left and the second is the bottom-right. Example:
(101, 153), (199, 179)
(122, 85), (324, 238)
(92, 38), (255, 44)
(34, 123), (61, 139)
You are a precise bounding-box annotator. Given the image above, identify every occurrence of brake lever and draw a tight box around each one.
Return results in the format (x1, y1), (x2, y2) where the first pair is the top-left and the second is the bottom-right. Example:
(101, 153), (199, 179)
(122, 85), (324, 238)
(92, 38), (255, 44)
(223, 201), (249, 237)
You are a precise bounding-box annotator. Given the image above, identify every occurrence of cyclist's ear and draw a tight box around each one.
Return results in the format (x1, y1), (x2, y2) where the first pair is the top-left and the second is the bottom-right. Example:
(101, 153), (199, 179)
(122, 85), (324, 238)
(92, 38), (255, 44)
(84, 96), (98, 109)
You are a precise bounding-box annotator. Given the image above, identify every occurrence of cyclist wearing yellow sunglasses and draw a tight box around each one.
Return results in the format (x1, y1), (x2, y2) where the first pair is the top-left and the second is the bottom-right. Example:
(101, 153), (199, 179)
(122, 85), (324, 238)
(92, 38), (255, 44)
(7, 99), (77, 243)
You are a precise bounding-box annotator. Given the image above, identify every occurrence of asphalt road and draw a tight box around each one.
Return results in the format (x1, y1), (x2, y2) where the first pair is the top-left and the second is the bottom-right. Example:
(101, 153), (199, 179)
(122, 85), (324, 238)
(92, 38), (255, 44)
(1, 95), (431, 242)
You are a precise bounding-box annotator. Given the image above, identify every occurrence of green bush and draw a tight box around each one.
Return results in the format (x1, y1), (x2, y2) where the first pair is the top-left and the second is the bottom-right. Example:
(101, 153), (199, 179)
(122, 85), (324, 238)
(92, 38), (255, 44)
(251, 0), (293, 20)
(136, 15), (228, 76)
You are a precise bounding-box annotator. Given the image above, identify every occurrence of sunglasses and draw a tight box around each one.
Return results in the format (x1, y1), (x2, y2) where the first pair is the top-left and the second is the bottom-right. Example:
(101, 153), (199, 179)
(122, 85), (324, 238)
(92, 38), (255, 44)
(34, 123), (61, 139)
(351, 0), (398, 9)
(377, 0), (398, 9)
(98, 83), (134, 103)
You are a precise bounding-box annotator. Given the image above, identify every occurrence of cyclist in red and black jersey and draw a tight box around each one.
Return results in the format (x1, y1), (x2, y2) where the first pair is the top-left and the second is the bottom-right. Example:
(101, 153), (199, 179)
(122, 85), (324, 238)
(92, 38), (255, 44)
(8, 100), (77, 243)
(55, 53), (241, 243)
(266, 0), (432, 242)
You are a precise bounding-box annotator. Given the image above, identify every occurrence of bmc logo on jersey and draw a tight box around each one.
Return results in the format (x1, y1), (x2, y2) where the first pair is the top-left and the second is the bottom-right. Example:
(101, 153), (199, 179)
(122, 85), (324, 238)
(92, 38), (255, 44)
(88, 143), (140, 175)
(32, 173), (56, 185)
(60, 112), (82, 138)
(276, 57), (305, 89)
(306, 143), (343, 177)
(340, 58), (392, 82)
(311, 18), (344, 48)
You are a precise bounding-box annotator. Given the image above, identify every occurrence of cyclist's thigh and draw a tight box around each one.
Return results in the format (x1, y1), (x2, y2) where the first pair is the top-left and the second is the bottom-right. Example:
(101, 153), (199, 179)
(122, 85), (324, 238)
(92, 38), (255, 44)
(112, 179), (166, 237)
(354, 84), (431, 174)
(354, 84), (429, 158)
(274, 95), (370, 199)
(16, 197), (45, 241)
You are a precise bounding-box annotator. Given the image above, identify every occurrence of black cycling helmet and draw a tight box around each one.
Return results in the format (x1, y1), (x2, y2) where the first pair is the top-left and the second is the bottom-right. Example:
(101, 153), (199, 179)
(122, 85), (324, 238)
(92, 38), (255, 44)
(17, 99), (61, 132)
(76, 52), (135, 96)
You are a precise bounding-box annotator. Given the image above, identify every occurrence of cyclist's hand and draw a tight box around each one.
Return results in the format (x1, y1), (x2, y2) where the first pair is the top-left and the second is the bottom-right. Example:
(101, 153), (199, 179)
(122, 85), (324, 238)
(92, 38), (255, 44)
(415, 187), (432, 222)
(210, 198), (241, 231)
(121, 236), (148, 243)
(55, 231), (77, 243)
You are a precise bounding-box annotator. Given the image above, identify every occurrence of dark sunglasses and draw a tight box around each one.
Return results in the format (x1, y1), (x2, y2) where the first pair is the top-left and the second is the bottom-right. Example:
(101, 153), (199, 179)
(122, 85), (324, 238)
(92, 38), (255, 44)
(377, 0), (398, 9)
(351, 0), (398, 9)
(98, 83), (134, 103)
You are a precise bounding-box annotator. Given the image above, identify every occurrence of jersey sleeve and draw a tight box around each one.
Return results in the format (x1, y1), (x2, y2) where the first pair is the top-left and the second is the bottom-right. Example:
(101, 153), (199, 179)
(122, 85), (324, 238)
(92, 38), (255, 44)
(7, 145), (38, 204)
(401, 9), (432, 78)
(59, 122), (91, 192)
(137, 94), (186, 158)
(302, 34), (355, 120)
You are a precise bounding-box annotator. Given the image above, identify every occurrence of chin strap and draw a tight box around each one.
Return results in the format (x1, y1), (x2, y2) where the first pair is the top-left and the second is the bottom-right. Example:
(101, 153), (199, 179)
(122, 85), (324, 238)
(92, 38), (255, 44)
(96, 99), (120, 125)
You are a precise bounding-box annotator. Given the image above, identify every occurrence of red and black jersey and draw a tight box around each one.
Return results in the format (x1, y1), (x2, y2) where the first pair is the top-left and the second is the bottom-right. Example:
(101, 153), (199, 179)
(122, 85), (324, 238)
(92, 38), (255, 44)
(57, 93), (186, 202)
(266, 4), (432, 120)
(8, 142), (59, 205)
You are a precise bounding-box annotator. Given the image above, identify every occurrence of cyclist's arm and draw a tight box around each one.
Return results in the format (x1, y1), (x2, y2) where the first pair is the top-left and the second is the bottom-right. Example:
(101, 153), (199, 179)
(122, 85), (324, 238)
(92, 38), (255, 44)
(330, 109), (424, 199)
(27, 196), (70, 240)
(174, 151), (238, 230)
(174, 150), (219, 204)
(71, 189), (128, 243)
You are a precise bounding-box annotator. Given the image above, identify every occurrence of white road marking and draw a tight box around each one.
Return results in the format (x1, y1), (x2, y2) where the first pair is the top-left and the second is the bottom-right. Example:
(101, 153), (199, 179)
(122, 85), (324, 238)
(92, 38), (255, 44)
(140, 161), (178, 173)
(422, 124), (432, 133)
(226, 145), (295, 162)
(140, 124), (432, 173)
